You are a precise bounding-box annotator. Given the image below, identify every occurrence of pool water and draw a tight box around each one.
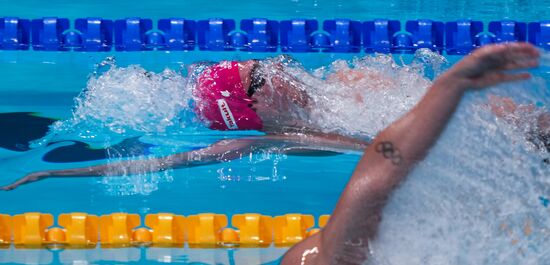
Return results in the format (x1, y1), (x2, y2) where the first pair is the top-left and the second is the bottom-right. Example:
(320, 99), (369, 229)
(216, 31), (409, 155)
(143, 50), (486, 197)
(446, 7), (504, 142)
(1, 0), (550, 22)
(1, 0), (550, 264)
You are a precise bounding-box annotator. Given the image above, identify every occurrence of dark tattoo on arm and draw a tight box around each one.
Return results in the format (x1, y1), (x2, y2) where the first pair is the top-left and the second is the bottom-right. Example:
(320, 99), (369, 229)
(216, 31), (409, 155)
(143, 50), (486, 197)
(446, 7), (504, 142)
(375, 141), (403, 165)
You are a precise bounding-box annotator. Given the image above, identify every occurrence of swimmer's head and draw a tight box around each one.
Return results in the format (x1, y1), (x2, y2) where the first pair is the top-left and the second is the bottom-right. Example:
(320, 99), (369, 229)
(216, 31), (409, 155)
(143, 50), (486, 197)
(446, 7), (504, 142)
(194, 61), (263, 131)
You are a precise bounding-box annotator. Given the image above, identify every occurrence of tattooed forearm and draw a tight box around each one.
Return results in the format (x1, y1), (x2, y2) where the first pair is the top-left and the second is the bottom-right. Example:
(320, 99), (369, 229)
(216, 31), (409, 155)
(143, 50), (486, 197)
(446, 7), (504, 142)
(375, 141), (403, 165)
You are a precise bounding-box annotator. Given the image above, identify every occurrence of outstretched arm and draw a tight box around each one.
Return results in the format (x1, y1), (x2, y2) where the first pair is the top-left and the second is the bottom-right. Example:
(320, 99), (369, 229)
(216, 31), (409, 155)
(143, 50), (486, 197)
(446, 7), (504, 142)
(282, 43), (540, 265)
(1, 133), (369, 191)
(0, 138), (259, 191)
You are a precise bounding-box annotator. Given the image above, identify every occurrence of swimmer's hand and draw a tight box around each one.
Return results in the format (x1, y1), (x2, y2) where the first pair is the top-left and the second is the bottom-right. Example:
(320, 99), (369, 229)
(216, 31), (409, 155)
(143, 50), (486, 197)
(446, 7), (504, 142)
(445, 42), (540, 89)
(0, 171), (50, 191)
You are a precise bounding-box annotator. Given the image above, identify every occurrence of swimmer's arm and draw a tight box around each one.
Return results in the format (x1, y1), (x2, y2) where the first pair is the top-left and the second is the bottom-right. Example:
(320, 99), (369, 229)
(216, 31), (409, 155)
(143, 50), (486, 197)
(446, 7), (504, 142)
(0, 134), (367, 191)
(0, 138), (259, 191)
(281, 43), (540, 265)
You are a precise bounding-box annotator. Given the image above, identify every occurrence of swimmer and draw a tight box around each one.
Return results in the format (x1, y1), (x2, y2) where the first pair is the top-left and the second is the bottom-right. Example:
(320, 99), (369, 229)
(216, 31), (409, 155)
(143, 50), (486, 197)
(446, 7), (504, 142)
(279, 42), (540, 265)
(0, 51), (389, 189)
(191, 54), (398, 132)
(0, 43), (541, 192)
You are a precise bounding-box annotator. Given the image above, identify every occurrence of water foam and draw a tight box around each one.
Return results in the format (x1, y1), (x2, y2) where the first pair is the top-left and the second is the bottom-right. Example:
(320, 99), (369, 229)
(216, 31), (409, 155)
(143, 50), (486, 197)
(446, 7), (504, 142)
(34, 50), (550, 262)
(33, 58), (195, 195)
(366, 76), (550, 264)
(71, 58), (192, 135)
(36, 52), (439, 196)
(259, 50), (443, 137)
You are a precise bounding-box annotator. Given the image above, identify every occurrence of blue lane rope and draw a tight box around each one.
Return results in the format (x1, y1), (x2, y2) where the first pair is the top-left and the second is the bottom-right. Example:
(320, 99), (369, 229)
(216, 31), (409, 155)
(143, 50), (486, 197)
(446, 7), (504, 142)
(0, 17), (548, 53)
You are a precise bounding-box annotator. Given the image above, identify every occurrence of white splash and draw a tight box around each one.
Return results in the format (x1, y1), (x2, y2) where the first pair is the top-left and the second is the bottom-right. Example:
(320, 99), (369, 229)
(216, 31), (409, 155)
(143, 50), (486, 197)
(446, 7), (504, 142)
(366, 76), (550, 265)
(34, 58), (194, 196)
(34, 51), (447, 196)
(260, 49), (444, 138)
(98, 155), (175, 196)
(54, 58), (192, 137)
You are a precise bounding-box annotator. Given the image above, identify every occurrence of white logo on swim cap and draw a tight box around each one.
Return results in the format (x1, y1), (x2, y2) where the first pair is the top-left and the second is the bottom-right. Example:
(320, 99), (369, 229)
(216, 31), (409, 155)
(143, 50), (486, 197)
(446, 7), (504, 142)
(217, 99), (238, 129)
(221, 90), (231, 97)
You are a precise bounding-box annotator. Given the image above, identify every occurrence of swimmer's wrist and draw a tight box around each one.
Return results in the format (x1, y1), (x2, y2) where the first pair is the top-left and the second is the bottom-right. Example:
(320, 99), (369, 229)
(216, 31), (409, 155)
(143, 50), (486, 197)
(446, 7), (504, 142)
(433, 72), (471, 93)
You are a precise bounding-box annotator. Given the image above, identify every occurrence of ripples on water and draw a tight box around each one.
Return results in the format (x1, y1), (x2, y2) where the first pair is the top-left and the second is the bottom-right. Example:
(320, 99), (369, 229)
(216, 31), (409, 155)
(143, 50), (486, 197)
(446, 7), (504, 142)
(30, 49), (550, 264)
(5, 0), (550, 22)
(36, 50), (439, 195)
(367, 76), (550, 264)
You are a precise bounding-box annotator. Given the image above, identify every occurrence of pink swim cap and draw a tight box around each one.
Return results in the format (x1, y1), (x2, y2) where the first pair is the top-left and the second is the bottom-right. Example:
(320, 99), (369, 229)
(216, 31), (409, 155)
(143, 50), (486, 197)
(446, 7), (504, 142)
(194, 61), (263, 131)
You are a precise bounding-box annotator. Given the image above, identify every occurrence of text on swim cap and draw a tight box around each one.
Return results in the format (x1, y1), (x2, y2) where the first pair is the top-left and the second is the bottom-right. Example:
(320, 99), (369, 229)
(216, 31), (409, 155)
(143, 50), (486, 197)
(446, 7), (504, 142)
(217, 99), (238, 129)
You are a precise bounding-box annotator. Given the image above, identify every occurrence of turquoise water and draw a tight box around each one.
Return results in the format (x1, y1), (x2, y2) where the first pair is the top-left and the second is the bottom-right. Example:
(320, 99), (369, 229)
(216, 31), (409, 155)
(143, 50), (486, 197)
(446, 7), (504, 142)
(1, 0), (550, 22)
(0, 0), (549, 264)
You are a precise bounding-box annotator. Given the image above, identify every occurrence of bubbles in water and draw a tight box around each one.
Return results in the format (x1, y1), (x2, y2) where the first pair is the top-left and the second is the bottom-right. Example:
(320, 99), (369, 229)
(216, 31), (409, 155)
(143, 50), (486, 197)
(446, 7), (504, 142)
(33, 51), (450, 198)
(55, 59), (193, 137)
(366, 76), (550, 264)
(258, 51), (436, 138)
(33, 59), (197, 196)
(98, 154), (174, 196)
(216, 146), (289, 183)
(412, 48), (448, 77)
(20, 47), (550, 263)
